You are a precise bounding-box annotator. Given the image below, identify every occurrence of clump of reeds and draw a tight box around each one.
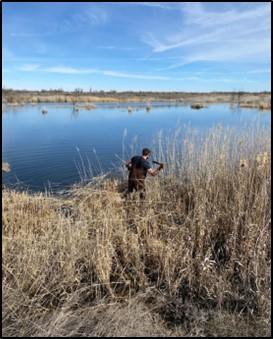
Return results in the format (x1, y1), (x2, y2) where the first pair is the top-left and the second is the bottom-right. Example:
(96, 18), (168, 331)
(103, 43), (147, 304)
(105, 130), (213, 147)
(240, 101), (271, 110)
(83, 104), (96, 110)
(2, 124), (271, 337)
(191, 103), (204, 109)
(2, 162), (10, 172)
(258, 102), (271, 110)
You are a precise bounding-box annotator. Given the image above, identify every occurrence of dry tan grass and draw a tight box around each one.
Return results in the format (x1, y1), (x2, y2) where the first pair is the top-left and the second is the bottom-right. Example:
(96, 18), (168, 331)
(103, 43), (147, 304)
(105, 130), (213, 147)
(239, 101), (271, 110)
(82, 104), (96, 110)
(35, 297), (176, 337)
(259, 102), (271, 110)
(3, 90), (271, 106)
(2, 125), (271, 336)
(2, 162), (10, 172)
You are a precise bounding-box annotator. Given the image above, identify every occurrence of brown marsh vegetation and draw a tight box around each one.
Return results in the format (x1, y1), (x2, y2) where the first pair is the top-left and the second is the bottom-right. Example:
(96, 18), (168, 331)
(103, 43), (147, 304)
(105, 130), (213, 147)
(2, 89), (271, 109)
(2, 162), (10, 173)
(2, 124), (271, 336)
(239, 102), (271, 111)
(191, 103), (205, 109)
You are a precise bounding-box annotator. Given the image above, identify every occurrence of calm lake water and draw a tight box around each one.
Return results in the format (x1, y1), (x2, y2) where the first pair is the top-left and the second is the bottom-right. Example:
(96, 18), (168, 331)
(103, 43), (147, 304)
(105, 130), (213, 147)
(2, 102), (271, 192)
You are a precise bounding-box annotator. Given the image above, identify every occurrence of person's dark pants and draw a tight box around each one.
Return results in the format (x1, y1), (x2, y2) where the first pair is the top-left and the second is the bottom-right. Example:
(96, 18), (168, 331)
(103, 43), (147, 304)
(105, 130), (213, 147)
(128, 178), (146, 199)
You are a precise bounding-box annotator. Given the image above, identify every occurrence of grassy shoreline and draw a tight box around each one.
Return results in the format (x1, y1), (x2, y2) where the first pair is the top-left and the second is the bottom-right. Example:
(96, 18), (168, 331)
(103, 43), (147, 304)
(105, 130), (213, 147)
(2, 125), (271, 336)
(2, 90), (271, 109)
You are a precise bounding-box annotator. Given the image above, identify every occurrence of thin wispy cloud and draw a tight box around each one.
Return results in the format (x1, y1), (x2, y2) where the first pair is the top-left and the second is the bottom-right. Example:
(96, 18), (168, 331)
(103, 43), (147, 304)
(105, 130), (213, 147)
(19, 64), (41, 71)
(158, 39), (270, 71)
(45, 66), (83, 74)
(61, 6), (109, 33)
(17, 64), (260, 86)
(85, 7), (108, 25)
(247, 69), (271, 75)
(43, 66), (172, 80)
(10, 32), (51, 38)
(6, 5), (109, 40)
(97, 46), (138, 51)
(121, 2), (181, 10)
(142, 2), (271, 69)
(181, 2), (268, 28)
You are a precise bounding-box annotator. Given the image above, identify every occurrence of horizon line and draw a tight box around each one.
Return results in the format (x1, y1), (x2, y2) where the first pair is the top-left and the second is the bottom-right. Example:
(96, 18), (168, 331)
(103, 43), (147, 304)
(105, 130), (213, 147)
(2, 88), (271, 94)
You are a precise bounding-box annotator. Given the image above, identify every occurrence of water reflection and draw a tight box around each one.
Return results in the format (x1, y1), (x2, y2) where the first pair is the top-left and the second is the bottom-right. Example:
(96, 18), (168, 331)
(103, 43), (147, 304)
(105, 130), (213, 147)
(41, 107), (48, 115)
(71, 107), (80, 119)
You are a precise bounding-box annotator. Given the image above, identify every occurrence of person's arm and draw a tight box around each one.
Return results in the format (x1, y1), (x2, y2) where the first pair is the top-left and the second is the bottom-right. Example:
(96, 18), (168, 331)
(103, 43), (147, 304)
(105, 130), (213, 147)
(147, 163), (163, 176)
(126, 160), (132, 170)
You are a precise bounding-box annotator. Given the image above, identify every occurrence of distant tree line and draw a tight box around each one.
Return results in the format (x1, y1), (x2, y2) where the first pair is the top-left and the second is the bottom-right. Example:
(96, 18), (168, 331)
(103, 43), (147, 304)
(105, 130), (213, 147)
(3, 88), (271, 95)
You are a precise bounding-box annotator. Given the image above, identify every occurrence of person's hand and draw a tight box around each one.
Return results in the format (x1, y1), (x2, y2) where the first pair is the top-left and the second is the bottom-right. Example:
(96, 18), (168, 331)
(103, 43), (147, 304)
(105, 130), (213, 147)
(126, 161), (132, 170)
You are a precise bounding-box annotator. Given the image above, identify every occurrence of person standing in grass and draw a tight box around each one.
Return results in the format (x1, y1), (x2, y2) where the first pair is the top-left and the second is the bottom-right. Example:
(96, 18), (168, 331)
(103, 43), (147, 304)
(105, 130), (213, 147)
(125, 148), (163, 199)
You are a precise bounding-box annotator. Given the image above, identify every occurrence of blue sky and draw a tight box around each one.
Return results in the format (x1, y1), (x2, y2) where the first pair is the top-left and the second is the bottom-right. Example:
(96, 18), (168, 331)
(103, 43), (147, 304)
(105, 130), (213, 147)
(2, 2), (271, 92)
